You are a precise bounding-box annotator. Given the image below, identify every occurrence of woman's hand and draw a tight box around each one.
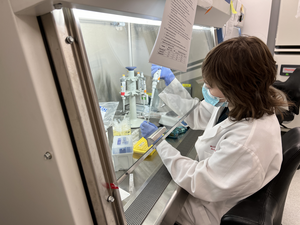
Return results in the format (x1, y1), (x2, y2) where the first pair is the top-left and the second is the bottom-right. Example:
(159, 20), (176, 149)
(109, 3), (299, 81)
(140, 121), (158, 139)
(151, 64), (175, 86)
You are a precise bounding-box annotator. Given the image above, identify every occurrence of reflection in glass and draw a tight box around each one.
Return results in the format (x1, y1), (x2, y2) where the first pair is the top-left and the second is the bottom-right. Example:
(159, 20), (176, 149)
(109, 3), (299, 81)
(74, 9), (215, 206)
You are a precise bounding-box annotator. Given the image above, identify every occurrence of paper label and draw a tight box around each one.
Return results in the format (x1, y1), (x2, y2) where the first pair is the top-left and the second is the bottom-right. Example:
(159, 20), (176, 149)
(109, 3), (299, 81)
(230, 0), (237, 14)
(283, 67), (296, 73)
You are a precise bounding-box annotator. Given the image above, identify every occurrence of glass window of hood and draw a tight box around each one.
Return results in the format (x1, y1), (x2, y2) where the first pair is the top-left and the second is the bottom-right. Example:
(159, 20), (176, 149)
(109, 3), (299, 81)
(74, 9), (215, 203)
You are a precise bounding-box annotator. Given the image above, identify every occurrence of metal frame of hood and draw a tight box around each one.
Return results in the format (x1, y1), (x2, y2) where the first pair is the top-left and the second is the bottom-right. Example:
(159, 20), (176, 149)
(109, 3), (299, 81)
(39, 8), (126, 224)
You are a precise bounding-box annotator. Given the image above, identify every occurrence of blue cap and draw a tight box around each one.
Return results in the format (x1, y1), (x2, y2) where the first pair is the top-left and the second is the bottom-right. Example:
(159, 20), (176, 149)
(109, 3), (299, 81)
(126, 66), (136, 71)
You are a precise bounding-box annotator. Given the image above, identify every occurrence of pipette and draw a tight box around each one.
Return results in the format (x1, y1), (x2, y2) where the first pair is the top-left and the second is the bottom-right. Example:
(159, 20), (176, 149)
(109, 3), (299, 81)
(120, 74), (126, 113)
(140, 72), (147, 110)
(148, 69), (161, 122)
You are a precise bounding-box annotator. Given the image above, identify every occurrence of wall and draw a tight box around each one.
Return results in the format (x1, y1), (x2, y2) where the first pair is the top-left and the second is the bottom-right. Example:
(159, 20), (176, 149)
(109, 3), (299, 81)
(239, 0), (273, 43)
(276, 0), (300, 45)
(0, 0), (93, 224)
(273, 0), (300, 128)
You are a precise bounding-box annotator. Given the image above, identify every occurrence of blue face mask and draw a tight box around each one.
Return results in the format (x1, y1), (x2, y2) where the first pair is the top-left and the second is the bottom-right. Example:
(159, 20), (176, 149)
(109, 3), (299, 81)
(202, 83), (228, 107)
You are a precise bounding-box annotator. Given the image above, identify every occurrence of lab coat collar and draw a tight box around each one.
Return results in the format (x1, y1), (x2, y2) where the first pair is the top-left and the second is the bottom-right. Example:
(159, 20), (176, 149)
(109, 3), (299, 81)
(201, 107), (237, 140)
(209, 106), (229, 126)
(215, 106), (236, 129)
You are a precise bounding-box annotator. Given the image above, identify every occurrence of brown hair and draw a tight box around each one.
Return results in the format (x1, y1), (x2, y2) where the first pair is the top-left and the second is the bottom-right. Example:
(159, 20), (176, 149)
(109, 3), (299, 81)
(202, 36), (288, 121)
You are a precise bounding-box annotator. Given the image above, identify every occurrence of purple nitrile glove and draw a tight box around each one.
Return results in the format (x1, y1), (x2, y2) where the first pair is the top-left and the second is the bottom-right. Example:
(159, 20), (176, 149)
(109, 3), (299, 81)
(151, 64), (175, 86)
(140, 121), (158, 139)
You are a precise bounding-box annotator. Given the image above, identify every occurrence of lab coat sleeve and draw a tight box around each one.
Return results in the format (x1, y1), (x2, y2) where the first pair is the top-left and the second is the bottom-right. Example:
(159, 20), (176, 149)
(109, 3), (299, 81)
(159, 78), (214, 130)
(156, 139), (274, 202)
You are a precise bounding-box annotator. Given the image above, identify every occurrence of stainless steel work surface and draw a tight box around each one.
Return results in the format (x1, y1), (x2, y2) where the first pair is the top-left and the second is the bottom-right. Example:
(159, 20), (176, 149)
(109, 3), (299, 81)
(118, 129), (204, 225)
(116, 129), (189, 208)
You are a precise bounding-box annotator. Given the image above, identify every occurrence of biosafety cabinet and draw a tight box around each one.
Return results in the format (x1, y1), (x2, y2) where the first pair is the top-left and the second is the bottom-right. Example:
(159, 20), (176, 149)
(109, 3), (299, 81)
(1, 0), (231, 224)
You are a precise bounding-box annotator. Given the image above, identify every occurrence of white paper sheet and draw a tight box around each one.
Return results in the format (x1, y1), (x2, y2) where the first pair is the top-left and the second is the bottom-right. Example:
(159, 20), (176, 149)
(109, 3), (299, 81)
(149, 0), (198, 72)
(224, 16), (235, 41)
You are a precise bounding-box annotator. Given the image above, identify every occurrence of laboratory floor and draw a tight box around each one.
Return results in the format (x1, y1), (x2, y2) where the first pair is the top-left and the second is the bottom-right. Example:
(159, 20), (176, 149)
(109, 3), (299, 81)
(282, 169), (300, 225)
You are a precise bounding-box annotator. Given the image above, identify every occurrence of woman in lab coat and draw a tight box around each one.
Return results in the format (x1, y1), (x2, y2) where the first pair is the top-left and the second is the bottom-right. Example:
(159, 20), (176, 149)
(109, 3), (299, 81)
(141, 36), (289, 225)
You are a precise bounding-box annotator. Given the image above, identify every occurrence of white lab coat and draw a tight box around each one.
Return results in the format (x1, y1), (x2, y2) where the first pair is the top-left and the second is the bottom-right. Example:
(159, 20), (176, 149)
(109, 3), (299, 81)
(157, 79), (282, 225)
